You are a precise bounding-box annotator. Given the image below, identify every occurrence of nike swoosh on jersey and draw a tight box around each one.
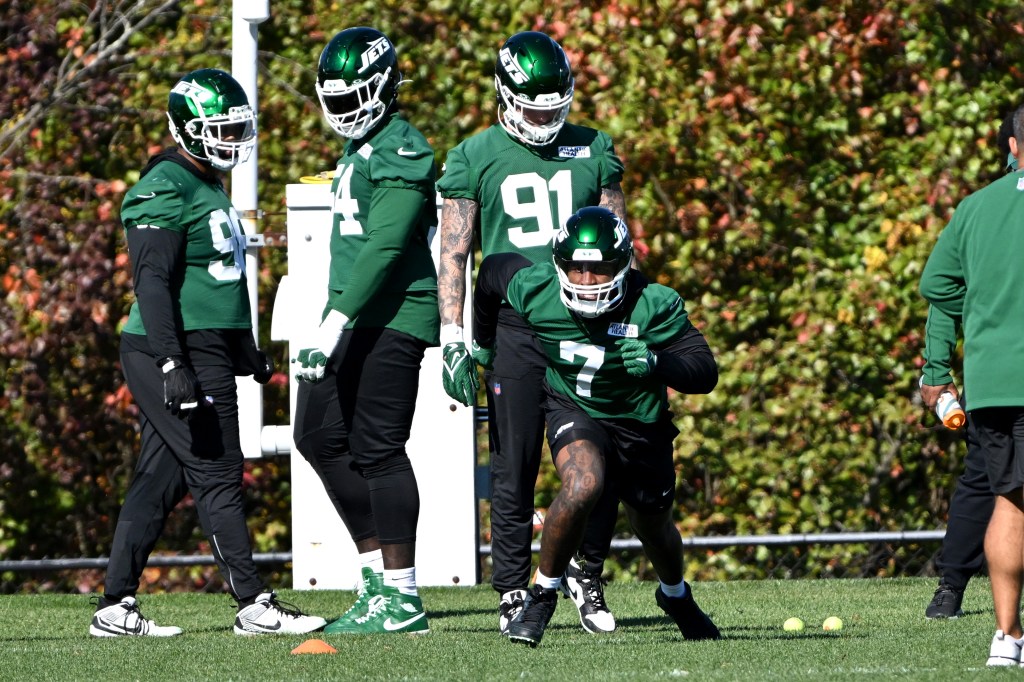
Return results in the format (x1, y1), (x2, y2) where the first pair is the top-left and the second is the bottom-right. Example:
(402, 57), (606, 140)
(137, 192), (157, 199)
(396, 147), (417, 156)
(382, 612), (426, 631)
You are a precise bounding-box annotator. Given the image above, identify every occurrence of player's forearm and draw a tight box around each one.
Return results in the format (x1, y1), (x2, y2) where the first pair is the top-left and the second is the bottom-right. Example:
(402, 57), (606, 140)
(599, 183), (626, 223)
(126, 226), (185, 359)
(473, 253), (530, 347)
(921, 305), (960, 384)
(654, 326), (718, 394)
(438, 197), (477, 326)
(333, 187), (424, 319)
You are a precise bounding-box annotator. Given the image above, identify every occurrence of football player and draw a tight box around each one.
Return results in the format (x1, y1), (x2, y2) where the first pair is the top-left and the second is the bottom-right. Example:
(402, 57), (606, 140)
(292, 27), (439, 635)
(473, 207), (722, 647)
(438, 30), (626, 635)
(92, 68), (326, 637)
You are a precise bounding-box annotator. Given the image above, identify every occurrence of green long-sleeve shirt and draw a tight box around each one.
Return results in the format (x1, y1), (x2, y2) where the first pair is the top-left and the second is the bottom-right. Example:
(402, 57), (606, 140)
(920, 304), (959, 386)
(323, 112), (439, 346)
(920, 171), (1024, 409)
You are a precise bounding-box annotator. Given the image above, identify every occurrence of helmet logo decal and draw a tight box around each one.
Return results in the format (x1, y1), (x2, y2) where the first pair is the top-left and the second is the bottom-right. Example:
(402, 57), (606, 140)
(498, 47), (529, 85)
(359, 37), (391, 74)
(171, 80), (208, 99)
(613, 219), (628, 247)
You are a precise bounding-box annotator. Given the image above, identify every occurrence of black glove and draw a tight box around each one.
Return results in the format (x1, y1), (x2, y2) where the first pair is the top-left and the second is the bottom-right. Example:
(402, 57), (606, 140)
(254, 349), (274, 385)
(158, 356), (201, 417)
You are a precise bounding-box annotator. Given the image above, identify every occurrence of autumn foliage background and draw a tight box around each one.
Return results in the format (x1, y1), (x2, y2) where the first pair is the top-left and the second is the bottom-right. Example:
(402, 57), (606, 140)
(2, 1), (1022, 593)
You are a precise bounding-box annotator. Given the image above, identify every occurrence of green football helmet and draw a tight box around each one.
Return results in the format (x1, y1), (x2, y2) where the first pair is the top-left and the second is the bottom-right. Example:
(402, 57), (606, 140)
(316, 27), (401, 139)
(166, 68), (256, 171)
(495, 31), (574, 146)
(553, 206), (632, 318)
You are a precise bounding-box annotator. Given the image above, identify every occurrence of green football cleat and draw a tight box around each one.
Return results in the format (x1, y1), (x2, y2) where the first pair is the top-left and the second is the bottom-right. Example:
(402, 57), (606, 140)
(324, 567), (384, 634)
(379, 587), (429, 634)
(327, 586), (429, 635)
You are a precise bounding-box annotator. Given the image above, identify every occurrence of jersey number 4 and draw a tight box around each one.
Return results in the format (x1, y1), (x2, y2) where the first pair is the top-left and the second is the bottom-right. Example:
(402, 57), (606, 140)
(332, 164), (363, 236)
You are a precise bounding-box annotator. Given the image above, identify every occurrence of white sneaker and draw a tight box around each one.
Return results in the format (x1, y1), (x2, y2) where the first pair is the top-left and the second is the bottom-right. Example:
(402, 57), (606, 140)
(89, 596), (183, 637)
(234, 592), (327, 636)
(987, 630), (1024, 667)
(559, 556), (616, 633)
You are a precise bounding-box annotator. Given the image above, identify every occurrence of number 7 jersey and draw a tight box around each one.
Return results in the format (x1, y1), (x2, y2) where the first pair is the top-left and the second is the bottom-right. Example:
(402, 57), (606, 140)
(476, 256), (694, 423)
(438, 123), (624, 263)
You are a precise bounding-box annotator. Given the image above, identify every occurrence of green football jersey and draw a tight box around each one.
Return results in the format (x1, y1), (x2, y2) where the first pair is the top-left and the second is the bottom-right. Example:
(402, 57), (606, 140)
(325, 113), (439, 345)
(121, 159), (251, 335)
(438, 123), (624, 264)
(506, 262), (692, 422)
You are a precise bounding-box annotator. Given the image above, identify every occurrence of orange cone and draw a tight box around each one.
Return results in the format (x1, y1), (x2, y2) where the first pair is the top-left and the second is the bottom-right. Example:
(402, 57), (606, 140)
(291, 639), (338, 655)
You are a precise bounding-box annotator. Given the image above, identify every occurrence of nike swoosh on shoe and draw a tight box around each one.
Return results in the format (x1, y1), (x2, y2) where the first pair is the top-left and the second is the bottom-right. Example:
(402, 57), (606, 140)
(383, 613), (426, 631)
(238, 620), (282, 632)
(91, 616), (127, 635)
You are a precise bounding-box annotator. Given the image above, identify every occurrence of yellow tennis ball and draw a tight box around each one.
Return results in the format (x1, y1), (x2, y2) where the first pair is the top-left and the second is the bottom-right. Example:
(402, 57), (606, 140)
(783, 617), (804, 632)
(822, 616), (843, 631)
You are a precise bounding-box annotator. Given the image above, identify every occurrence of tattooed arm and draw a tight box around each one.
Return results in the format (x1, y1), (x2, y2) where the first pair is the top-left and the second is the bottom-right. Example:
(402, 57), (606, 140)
(438, 197), (479, 327)
(599, 182), (626, 223)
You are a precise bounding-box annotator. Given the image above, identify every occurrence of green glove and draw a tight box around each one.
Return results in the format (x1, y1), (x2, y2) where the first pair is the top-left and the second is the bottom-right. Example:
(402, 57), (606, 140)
(471, 340), (495, 370)
(440, 325), (478, 406)
(618, 338), (657, 377)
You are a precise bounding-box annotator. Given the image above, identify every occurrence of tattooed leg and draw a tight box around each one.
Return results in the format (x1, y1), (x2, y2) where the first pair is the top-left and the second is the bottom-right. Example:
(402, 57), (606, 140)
(536, 439), (606, 578)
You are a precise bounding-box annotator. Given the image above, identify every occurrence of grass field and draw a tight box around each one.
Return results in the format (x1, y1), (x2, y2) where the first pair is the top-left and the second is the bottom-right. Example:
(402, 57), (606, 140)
(0, 577), (1004, 680)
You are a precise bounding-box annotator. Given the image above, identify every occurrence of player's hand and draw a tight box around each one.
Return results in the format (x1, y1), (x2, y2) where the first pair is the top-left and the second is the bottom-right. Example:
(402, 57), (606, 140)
(295, 347), (330, 383)
(254, 349), (274, 385)
(293, 309), (349, 383)
(471, 340), (495, 370)
(618, 338), (657, 378)
(158, 356), (202, 417)
(440, 324), (478, 406)
(920, 378), (956, 410)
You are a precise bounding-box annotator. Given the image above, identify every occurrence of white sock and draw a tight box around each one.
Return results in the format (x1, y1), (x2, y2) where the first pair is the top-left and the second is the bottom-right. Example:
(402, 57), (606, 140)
(360, 549), (384, 574)
(384, 566), (418, 596)
(660, 579), (688, 599)
(534, 570), (561, 591)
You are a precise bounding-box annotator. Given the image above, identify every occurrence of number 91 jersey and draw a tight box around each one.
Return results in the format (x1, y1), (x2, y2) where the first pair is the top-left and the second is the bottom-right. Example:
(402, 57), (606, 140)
(438, 123), (623, 263)
(121, 159), (252, 334)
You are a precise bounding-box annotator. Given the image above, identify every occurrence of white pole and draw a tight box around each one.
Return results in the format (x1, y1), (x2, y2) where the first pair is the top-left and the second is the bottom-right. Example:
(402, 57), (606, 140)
(232, 0), (269, 459)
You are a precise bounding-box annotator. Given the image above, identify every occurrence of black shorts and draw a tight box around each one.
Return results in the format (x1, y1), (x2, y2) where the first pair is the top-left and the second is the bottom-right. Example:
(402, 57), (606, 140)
(544, 384), (679, 514)
(972, 406), (1024, 495)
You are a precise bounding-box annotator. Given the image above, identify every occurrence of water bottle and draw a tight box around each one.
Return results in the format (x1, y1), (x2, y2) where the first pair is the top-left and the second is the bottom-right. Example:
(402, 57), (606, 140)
(935, 392), (966, 430)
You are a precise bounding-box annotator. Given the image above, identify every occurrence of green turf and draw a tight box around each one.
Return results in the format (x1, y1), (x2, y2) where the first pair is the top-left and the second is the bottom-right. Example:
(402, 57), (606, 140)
(0, 577), (1004, 680)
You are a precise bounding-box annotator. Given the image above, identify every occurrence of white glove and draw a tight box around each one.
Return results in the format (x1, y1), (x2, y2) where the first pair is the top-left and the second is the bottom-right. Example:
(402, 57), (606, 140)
(293, 309), (349, 383)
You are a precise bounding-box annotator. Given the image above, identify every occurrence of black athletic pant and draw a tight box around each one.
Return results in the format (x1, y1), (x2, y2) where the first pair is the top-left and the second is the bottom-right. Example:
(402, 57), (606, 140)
(487, 318), (619, 594)
(937, 413), (993, 591)
(104, 349), (263, 601)
(293, 327), (426, 546)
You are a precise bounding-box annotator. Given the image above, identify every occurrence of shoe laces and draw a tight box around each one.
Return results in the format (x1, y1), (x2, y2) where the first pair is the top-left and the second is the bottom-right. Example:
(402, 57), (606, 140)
(931, 584), (958, 604)
(353, 594), (388, 624)
(266, 594), (308, 621)
(519, 587), (557, 625)
(116, 599), (147, 635)
(577, 572), (609, 611)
